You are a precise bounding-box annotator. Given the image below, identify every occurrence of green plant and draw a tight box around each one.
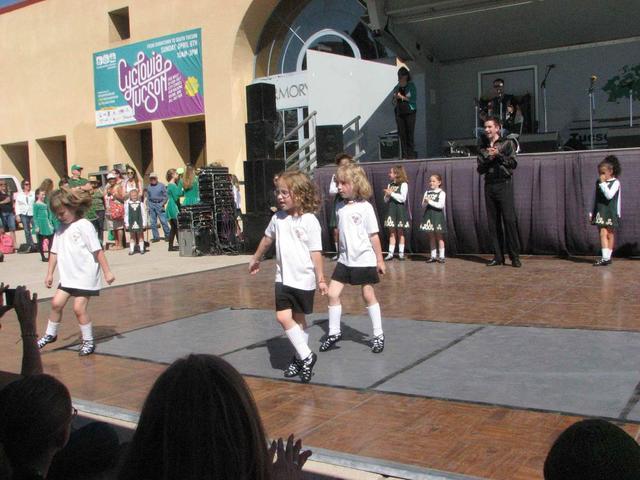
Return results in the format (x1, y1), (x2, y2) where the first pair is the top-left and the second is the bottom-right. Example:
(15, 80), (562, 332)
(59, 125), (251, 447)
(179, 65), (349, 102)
(603, 64), (640, 102)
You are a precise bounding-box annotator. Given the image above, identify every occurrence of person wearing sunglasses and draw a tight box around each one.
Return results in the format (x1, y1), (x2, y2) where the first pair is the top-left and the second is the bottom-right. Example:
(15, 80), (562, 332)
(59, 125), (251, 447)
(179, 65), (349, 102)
(14, 179), (36, 251)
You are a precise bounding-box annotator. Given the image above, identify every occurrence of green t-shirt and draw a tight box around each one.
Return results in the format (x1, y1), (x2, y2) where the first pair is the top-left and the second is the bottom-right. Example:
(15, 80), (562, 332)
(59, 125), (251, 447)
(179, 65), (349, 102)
(68, 177), (89, 188)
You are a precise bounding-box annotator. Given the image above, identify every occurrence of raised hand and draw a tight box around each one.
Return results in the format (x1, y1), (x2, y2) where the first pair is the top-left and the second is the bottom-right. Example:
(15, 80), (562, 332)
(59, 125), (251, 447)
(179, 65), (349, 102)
(269, 435), (312, 480)
(14, 286), (38, 334)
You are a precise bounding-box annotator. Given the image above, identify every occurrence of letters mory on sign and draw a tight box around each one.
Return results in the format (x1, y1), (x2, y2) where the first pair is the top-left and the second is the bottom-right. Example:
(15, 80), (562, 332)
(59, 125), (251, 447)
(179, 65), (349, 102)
(93, 29), (204, 127)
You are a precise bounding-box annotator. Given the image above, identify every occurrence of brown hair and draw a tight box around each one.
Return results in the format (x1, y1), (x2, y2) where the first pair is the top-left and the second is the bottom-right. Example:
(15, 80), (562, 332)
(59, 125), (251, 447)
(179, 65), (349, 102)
(430, 173), (442, 183)
(334, 152), (353, 166)
(182, 165), (196, 190)
(166, 168), (177, 183)
(38, 178), (54, 197)
(391, 165), (408, 184)
(336, 164), (372, 200)
(49, 187), (92, 218)
(277, 170), (320, 214)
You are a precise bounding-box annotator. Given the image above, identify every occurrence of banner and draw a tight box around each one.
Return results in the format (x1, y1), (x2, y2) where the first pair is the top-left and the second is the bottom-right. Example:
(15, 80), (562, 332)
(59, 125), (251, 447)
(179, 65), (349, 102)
(93, 29), (204, 127)
(253, 72), (308, 110)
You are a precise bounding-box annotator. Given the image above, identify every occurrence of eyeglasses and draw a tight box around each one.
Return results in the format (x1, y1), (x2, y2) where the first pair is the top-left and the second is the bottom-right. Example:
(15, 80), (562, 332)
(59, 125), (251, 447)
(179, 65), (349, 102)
(127, 171), (135, 175)
(274, 189), (291, 198)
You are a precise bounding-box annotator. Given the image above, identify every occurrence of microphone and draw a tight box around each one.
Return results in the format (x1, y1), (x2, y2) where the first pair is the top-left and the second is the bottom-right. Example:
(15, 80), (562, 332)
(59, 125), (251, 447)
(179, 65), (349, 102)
(590, 75), (597, 84)
(547, 64), (556, 69)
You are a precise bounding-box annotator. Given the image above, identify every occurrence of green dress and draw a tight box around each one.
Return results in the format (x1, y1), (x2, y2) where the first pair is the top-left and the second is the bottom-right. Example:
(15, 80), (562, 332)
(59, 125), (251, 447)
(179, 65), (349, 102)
(166, 182), (183, 220)
(181, 177), (200, 206)
(420, 189), (447, 233)
(591, 178), (621, 229)
(45, 197), (60, 230)
(383, 182), (410, 229)
(32, 202), (55, 236)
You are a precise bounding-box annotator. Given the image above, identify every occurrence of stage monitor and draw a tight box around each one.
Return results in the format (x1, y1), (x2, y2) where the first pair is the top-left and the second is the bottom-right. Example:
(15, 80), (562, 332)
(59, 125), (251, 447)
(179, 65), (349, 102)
(607, 127), (640, 148)
(518, 132), (560, 153)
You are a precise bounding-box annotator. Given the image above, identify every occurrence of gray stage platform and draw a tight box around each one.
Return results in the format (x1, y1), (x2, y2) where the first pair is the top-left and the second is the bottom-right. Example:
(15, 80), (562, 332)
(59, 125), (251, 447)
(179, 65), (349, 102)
(73, 308), (640, 421)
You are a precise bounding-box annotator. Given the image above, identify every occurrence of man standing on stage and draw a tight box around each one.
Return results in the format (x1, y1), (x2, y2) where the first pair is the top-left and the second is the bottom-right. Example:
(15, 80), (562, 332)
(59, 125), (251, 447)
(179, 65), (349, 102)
(477, 116), (522, 268)
(488, 78), (513, 125)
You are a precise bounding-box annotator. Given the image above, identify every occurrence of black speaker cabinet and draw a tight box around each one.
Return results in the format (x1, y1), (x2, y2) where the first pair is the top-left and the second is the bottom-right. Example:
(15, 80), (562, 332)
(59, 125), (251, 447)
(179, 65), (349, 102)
(245, 121), (276, 161)
(243, 159), (285, 214)
(607, 127), (640, 148)
(518, 132), (560, 153)
(379, 134), (401, 160)
(247, 83), (277, 123)
(316, 125), (344, 167)
(242, 212), (274, 252)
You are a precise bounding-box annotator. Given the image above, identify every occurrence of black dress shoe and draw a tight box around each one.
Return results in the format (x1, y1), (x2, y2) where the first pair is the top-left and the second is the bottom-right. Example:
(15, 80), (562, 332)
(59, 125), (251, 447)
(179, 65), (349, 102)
(511, 258), (522, 268)
(486, 259), (504, 267)
(593, 258), (611, 266)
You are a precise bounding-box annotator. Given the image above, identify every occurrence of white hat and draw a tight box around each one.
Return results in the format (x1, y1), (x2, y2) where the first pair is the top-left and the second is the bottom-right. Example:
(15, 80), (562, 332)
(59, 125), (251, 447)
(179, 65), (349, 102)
(107, 173), (117, 180)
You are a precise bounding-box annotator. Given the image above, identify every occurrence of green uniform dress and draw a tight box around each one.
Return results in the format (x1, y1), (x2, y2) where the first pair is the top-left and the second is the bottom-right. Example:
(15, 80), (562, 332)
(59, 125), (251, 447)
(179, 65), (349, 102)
(126, 201), (144, 233)
(166, 182), (183, 220)
(181, 177), (200, 206)
(420, 189), (447, 233)
(32, 202), (55, 236)
(45, 197), (60, 230)
(591, 178), (621, 229)
(383, 182), (410, 229)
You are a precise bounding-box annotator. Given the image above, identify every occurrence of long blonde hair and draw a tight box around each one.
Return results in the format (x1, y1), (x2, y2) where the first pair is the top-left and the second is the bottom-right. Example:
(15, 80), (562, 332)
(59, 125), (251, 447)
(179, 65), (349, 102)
(277, 170), (320, 214)
(336, 164), (372, 200)
(182, 165), (196, 190)
(391, 165), (408, 184)
(49, 187), (92, 218)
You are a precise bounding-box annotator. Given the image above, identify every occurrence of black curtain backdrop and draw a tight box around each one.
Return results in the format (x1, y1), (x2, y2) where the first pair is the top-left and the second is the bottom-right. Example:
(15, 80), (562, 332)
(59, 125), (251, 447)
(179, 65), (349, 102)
(314, 149), (640, 256)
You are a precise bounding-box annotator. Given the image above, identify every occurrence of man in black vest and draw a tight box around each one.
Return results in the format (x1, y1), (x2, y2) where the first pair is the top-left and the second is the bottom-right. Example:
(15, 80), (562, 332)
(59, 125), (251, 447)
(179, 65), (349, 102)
(477, 116), (521, 268)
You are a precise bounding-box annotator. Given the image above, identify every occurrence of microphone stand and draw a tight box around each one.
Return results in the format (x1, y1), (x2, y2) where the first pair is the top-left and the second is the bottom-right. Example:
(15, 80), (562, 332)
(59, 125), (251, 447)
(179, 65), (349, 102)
(588, 80), (596, 150)
(474, 98), (479, 139)
(540, 65), (553, 133)
(630, 87), (634, 127)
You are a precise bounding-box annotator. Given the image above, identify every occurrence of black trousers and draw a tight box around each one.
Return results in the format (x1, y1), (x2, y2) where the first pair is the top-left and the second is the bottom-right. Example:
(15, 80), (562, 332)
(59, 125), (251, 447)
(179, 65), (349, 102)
(396, 111), (416, 159)
(485, 180), (520, 262)
(168, 218), (179, 248)
(37, 234), (54, 261)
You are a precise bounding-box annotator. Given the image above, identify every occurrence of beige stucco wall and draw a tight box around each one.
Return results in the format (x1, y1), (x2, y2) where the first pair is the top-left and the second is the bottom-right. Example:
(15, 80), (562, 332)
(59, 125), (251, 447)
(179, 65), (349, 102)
(0, 0), (279, 186)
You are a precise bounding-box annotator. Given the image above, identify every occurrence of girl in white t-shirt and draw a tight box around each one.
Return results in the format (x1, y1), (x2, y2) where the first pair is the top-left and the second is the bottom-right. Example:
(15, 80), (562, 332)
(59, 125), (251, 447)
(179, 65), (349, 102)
(250, 170), (327, 383)
(37, 188), (115, 356)
(323, 164), (386, 354)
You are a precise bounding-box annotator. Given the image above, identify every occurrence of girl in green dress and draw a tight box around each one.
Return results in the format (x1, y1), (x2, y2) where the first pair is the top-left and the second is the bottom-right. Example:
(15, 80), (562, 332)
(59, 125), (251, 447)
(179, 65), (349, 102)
(165, 168), (183, 252)
(420, 174), (447, 263)
(591, 155), (621, 266)
(383, 165), (410, 260)
(32, 188), (55, 262)
(181, 165), (200, 206)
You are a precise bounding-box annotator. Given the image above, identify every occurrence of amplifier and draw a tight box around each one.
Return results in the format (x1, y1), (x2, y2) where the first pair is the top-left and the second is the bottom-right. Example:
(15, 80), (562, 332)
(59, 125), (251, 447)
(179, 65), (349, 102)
(379, 133), (400, 160)
(177, 205), (214, 230)
(607, 127), (640, 148)
(178, 228), (212, 257)
(518, 132), (560, 153)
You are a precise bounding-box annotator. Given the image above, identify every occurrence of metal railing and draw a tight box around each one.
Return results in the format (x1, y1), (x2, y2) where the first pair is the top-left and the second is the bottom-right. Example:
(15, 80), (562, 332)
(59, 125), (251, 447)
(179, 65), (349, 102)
(343, 115), (365, 161)
(276, 110), (317, 172)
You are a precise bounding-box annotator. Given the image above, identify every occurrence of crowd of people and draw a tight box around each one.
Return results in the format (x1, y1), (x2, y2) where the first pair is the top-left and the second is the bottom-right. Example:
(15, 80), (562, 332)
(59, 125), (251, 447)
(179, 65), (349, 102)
(0, 164), (244, 260)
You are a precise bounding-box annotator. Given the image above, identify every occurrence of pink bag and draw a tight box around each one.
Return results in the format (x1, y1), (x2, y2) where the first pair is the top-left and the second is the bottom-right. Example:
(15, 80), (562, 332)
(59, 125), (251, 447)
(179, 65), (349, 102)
(0, 234), (14, 254)
(42, 237), (50, 253)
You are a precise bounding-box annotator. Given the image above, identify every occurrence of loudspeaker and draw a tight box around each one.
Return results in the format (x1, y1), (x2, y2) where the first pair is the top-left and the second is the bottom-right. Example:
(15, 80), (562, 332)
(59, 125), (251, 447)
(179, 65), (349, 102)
(518, 132), (560, 153)
(247, 83), (277, 123)
(245, 121), (276, 161)
(242, 212), (274, 252)
(607, 127), (640, 148)
(316, 125), (344, 167)
(243, 159), (285, 214)
(379, 134), (401, 160)
(442, 138), (480, 155)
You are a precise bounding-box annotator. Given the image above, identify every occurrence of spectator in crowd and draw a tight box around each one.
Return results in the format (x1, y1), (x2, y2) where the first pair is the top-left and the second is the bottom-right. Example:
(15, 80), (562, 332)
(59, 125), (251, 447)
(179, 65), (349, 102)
(67, 165), (90, 190)
(145, 172), (170, 243)
(165, 169), (183, 252)
(123, 165), (143, 200)
(33, 189), (55, 262)
(118, 354), (311, 480)
(87, 176), (106, 246)
(104, 173), (125, 250)
(544, 419), (640, 480)
(180, 164), (200, 206)
(14, 180), (35, 251)
(38, 178), (59, 232)
(0, 179), (16, 250)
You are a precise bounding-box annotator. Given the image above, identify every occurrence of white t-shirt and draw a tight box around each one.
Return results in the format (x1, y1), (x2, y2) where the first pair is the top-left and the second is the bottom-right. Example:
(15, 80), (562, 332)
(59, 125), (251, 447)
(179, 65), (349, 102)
(51, 219), (103, 291)
(264, 211), (322, 291)
(336, 200), (379, 267)
(14, 191), (35, 216)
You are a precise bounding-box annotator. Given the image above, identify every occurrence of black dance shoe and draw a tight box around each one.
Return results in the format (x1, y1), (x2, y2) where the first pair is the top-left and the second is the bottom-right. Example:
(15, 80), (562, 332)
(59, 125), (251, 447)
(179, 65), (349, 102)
(593, 258), (612, 267)
(298, 352), (317, 383)
(319, 333), (342, 352)
(486, 259), (505, 267)
(511, 258), (522, 268)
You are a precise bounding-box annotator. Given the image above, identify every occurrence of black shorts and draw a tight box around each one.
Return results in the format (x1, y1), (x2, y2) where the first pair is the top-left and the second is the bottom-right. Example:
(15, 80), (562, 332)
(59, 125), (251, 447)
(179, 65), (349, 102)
(275, 283), (315, 314)
(58, 284), (100, 297)
(331, 262), (379, 286)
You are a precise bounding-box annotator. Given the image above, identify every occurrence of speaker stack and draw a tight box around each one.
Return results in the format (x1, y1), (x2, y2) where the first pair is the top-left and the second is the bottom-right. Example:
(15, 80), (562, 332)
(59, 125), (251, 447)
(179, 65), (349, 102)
(244, 83), (285, 251)
(199, 166), (239, 253)
(315, 125), (344, 167)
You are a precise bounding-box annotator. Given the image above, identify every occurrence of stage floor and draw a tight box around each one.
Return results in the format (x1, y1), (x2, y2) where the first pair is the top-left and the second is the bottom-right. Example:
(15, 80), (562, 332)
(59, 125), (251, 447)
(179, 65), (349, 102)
(2, 255), (640, 479)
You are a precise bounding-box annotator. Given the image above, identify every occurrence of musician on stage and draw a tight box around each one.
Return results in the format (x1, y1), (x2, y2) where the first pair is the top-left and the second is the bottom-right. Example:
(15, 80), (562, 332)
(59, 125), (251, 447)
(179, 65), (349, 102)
(477, 116), (522, 268)
(392, 67), (417, 159)
(488, 78), (513, 125)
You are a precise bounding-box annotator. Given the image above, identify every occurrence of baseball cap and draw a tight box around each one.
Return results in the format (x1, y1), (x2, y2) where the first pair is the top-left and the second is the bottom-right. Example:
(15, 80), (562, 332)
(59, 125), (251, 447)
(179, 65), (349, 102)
(71, 164), (83, 172)
(176, 167), (185, 175)
(106, 173), (117, 180)
(149, 172), (158, 178)
(88, 175), (99, 182)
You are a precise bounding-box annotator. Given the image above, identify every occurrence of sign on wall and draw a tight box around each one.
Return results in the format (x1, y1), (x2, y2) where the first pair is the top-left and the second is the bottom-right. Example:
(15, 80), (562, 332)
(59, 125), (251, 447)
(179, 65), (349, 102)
(93, 29), (204, 127)
(253, 72), (308, 110)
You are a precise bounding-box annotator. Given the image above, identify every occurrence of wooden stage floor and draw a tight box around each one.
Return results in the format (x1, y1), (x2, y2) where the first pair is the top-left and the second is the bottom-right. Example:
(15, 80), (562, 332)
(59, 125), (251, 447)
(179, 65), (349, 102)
(1, 255), (639, 479)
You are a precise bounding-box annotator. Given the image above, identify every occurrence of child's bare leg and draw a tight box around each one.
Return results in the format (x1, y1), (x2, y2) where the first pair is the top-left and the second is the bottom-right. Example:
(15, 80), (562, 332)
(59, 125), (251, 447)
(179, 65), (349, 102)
(362, 284), (383, 339)
(398, 229), (406, 258)
(327, 280), (345, 336)
(437, 233), (445, 259)
(386, 230), (397, 259)
(428, 233), (437, 259)
(40, 289), (71, 344)
(73, 296), (91, 325)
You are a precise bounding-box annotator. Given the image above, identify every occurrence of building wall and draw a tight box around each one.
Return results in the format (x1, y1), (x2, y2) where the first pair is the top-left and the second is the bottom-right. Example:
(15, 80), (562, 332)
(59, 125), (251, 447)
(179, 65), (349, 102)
(0, 0), (278, 185)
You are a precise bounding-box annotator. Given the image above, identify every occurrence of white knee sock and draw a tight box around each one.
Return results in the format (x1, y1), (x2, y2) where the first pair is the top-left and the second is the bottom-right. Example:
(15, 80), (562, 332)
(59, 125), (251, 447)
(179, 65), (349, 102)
(430, 248), (437, 259)
(129, 241), (135, 253)
(388, 243), (396, 255)
(45, 320), (60, 337)
(439, 246), (445, 259)
(367, 303), (383, 337)
(334, 242), (339, 253)
(398, 243), (405, 257)
(285, 324), (311, 360)
(79, 322), (93, 342)
(139, 240), (145, 252)
(328, 304), (342, 336)
(602, 248), (612, 260)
